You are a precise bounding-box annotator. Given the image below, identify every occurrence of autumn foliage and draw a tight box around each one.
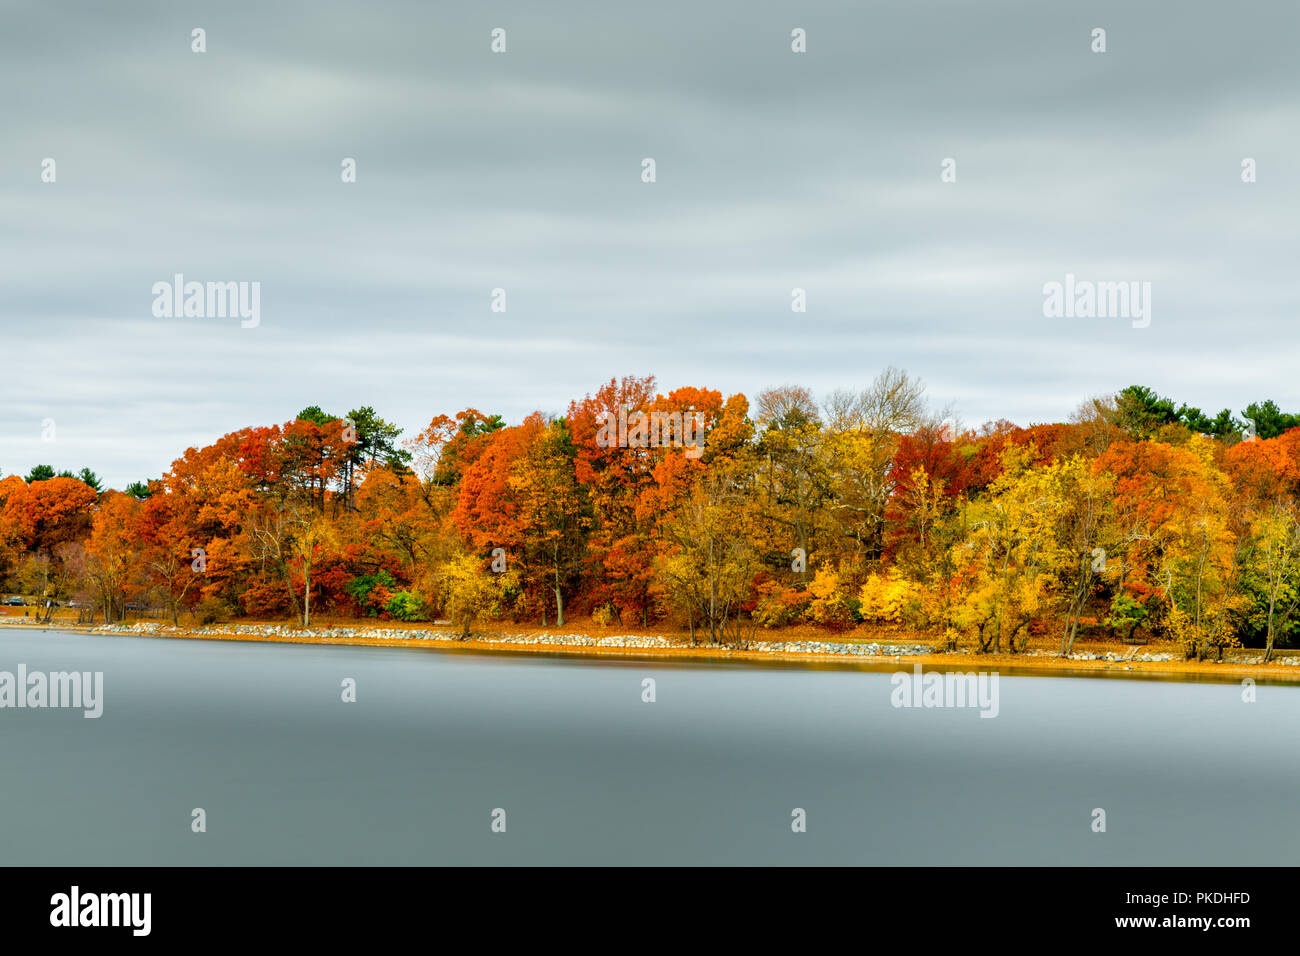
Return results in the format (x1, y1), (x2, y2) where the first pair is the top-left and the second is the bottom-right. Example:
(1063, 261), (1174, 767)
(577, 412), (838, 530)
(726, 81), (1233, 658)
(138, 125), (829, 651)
(4, 377), (1300, 659)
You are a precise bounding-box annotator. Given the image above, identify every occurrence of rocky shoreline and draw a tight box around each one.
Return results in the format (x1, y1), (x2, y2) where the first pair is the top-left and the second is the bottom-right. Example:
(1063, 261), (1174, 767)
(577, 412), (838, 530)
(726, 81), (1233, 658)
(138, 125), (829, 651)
(74, 620), (936, 657)
(5, 617), (1297, 668)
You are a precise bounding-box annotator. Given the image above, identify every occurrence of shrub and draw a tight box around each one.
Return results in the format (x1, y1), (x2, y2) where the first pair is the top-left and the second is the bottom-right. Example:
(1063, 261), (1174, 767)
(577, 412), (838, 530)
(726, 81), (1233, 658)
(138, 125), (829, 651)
(1105, 591), (1150, 642)
(346, 570), (399, 617)
(752, 581), (807, 628)
(591, 602), (617, 628)
(239, 578), (291, 617)
(858, 569), (921, 625)
(804, 566), (856, 630)
(194, 597), (234, 625)
(385, 590), (427, 622)
(439, 553), (513, 637)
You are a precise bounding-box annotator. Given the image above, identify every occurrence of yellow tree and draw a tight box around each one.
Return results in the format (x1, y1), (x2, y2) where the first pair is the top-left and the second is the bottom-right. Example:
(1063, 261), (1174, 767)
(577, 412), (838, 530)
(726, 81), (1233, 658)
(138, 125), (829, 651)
(1247, 502), (1300, 661)
(438, 551), (515, 638)
(288, 505), (338, 627)
(1158, 437), (1238, 660)
(656, 458), (760, 645)
(956, 449), (1068, 654)
(823, 367), (927, 559)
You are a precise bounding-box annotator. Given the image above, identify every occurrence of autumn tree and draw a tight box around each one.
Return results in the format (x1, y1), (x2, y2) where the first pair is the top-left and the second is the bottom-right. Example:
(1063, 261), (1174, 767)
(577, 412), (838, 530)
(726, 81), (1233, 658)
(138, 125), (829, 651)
(1243, 501), (1300, 660)
(338, 405), (411, 509)
(452, 416), (541, 616)
(84, 492), (142, 622)
(289, 505), (338, 626)
(509, 418), (590, 627)
(752, 384), (830, 582)
(567, 376), (660, 622)
(137, 494), (204, 624)
(1097, 437), (1237, 659)
(823, 367), (928, 559)
(656, 458), (760, 645)
(954, 447), (1067, 654)
(1054, 457), (1116, 656)
(439, 551), (515, 638)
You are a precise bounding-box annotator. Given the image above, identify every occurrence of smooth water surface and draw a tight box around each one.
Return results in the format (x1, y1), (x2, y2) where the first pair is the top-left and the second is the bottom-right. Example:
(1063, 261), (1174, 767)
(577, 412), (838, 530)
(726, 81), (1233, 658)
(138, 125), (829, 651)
(1, 628), (1295, 865)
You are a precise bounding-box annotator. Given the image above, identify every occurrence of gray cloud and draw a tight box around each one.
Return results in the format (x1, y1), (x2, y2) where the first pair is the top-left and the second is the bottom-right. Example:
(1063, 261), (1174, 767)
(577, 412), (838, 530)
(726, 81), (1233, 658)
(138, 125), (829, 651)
(1, 0), (1297, 487)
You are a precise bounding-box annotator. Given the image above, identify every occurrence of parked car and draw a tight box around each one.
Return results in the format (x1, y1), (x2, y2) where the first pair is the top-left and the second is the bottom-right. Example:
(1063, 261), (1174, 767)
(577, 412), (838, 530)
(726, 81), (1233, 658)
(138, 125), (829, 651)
(2, 596), (26, 607)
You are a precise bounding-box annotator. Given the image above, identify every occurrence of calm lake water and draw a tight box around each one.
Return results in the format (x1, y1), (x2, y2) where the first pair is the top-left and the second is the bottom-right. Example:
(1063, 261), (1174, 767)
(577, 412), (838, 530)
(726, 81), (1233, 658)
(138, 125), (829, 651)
(1, 627), (1296, 865)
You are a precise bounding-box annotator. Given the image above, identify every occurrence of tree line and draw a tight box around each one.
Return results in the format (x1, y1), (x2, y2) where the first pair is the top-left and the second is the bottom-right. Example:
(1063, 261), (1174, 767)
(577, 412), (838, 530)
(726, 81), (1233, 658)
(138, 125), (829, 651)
(4, 375), (1300, 659)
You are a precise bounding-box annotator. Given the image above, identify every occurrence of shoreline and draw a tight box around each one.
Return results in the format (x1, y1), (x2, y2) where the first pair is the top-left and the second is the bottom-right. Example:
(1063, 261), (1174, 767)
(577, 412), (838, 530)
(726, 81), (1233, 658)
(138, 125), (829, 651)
(4, 617), (1300, 685)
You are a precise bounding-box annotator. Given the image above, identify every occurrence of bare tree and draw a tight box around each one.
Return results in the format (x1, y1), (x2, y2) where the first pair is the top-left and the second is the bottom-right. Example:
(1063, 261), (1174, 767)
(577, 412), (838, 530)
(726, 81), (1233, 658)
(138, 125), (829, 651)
(824, 366), (927, 434)
(755, 384), (819, 428)
(822, 367), (929, 559)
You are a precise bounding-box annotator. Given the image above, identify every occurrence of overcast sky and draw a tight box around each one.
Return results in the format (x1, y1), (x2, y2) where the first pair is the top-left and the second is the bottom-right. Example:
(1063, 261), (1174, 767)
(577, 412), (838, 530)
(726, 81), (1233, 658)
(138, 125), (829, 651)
(1, 0), (1297, 488)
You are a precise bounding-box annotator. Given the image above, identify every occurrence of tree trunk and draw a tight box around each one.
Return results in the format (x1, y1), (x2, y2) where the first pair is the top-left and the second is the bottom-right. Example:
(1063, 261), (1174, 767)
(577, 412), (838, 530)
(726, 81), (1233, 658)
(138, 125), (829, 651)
(1061, 614), (1080, 656)
(1265, 597), (1277, 662)
(285, 570), (301, 624)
